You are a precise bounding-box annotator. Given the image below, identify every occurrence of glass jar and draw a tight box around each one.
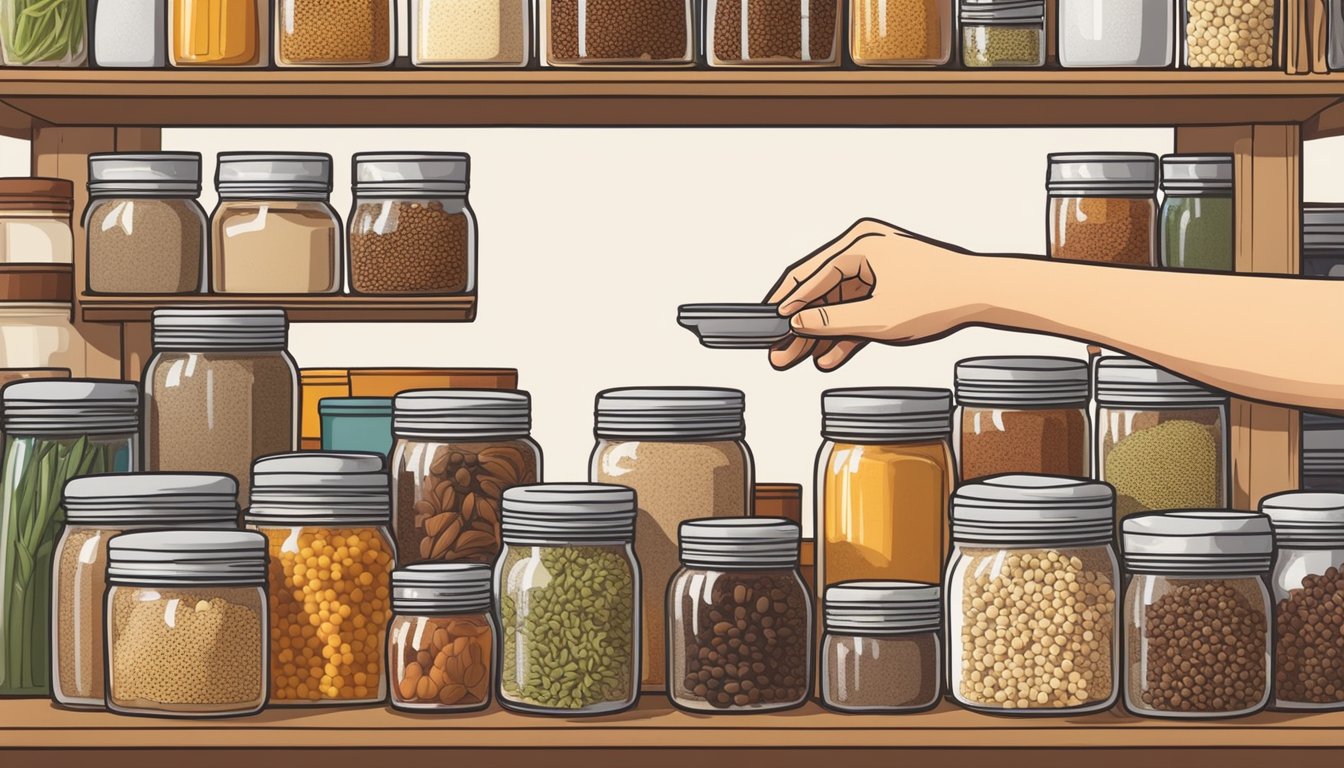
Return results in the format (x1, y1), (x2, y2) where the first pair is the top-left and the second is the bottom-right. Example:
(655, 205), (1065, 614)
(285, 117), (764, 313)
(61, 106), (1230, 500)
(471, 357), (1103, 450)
(1303, 413), (1344, 492)
(51, 473), (238, 709)
(170, 0), (267, 67)
(1302, 205), (1344, 279)
(392, 389), (540, 567)
(669, 518), (812, 713)
(1160, 154), (1234, 273)
(1057, 0), (1174, 68)
(211, 153), (341, 295)
(1048, 153), (1159, 266)
(821, 581), (941, 713)
(1097, 356), (1228, 520)
(850, 0), (953, 66)
(389, 563), (495, 712)
(955, 356), (1090, 481)
(497, 483), (640, 715)
(321, 398), (394, 457)
(1181, 0), (1275, 69)
(411, 0), (530, 67)
(590, 387), (753, 691)
(960, 0), (1046, 68)
(275, 0), (395, 67)
(706, 0), (840, 67)
(143, 308), (299, 508)
(0, 0), (87, 66)
(94, 0), (165, 67)
(1122, 511), (1273, 718)
(0, 178), (73, 265)
(349, 153), (475, 296)
(105, 530), (268, 717)
(85, 153), (206, 295)
(948, 475), (1120, 714)
(245, 453), (394, 706)
(817, 388), (954, 590)
(0, 380), (138, 696)
(540, 0), (694, 66)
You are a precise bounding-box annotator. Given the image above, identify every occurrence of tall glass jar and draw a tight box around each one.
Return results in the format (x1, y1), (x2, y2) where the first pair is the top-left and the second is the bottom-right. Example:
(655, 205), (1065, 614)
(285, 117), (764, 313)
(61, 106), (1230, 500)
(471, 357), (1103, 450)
(821, 581), (941, 713)
(706, 0), (841, 67)
(1097, 356), (1228, 521)
(850, 0), (953, 66)
(1302, 204), (1344, 279)
(169, 0), (268, 67)
(245, 452), (394, 706)
(817, 388), (954, 590)
(955, 356), (1090, 481)
(1303, 413), (1344, 492)
(1048, 153), (1159, 266)
(143, 308), (299, 508)
(0, 178), (73, 265)
(0, 380), (138, 696)
(947, 475), (1120, 714)
(105, 530), (268, 717)
(960, 0), (1046, 68)
(85, 153), (206, 295)
(1057, 0), (1173, 68)
(349, 153), (476, 296)
(211, 153), (341, 295)
(52, 473), (238, 709)
(411, 0), (531, 67)
(1181, 0), (1275, 69)
(0, 0), (87, 66)
(275, 0), (395, 67)
(392, 389), (541, 567)
(590, 387), (753, 691)
(389, 563), (495, 712)
(1160, 154), (1234, 273)
(1123, 511), (1273, 718)
(496, 483), (640, 715)
(540, 0), (694, 66)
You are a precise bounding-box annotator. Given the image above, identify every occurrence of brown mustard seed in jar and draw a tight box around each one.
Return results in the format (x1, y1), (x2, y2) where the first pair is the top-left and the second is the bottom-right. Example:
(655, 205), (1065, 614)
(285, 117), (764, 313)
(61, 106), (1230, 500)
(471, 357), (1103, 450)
(277, 0), (393, 66)
(349, 201), (470, 294)
(547, 0), (690, 62)
(711, 1), (839, 63)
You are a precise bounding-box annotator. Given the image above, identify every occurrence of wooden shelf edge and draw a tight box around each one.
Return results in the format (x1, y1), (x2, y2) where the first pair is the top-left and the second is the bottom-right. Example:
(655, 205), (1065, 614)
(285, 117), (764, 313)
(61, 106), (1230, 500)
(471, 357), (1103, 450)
(76, 294), (477, 324)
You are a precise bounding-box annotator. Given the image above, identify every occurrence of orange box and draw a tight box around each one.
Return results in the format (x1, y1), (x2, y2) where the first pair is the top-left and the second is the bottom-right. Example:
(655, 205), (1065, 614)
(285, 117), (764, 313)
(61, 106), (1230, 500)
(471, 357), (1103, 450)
(299, 369), (351, 443)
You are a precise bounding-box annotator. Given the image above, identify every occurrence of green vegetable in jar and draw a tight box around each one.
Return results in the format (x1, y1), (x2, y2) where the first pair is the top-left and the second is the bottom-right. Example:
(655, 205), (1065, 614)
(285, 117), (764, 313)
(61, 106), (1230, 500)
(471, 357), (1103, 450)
(1, 0), (87, 65)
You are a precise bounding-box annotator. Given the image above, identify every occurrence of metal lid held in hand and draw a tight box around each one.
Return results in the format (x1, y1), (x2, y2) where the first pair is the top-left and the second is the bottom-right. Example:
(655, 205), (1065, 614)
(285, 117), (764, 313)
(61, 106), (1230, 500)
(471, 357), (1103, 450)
(954, 356), (1090, 407)
(393, 389), (532, 439)
(822, 387), (952, 443)
(392, 563), (492, 615)
(64, 473), (239, 525)
(1047, 153), (1159, 197)
(501, 483), (637, 544)
(824, 581), (941, 635)
(107, 529), (268, 586)
(89, 152), (203, 197)
(952, 475), (1115, 547)
(353, 152), (470, 197)
(245, 452), (390, 525)
(1, 379), (139, 436)
(678, 518), (801, 569)
(216, 152), (333, 200)
(1160, 154), (1233, 194)
(1122, 510), (1273, 575)
(151, 307), (289, 351)
(595, 387), (746, 441)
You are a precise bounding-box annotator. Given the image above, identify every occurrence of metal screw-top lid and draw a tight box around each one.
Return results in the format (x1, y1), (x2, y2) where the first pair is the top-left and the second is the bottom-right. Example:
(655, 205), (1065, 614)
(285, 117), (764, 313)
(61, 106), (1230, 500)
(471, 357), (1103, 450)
(952, 475), (1115, 547)
(1095, 356), (1226, 407)
(1261, 492), (1344, 548)
(63, 473), (239, 525)
(353, 152), (470, 196)
(821, 388), (952, 443)
(501, 483), (637, 544)
(0, 178), (74, 212)
(824, 581), (941, 635)
(89, 152), (203, 196)
(107, 529), (268, 586)
(1047, 153), (1159, 197)
(216, 152), (333, 200)
(960, 0), (1046, 23)
(1122, 511), (1273, 575)
(393, 389), (531, 439)
(1, 379), (139, 436)
(392, 563), (492, 615)
(678, 518), (800, 569)
(245, 453), (390, 525)
(954, 356), (1090, 407)
(1303, 204), (1344, 252)
(151, 307), (289, 351)
(1160, 154), (1234, 194)
(594, 387), (746, 441)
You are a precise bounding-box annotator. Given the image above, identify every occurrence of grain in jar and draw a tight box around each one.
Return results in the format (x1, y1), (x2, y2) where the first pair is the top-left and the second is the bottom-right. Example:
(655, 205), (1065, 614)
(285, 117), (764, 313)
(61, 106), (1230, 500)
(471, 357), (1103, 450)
(1182, 0), (1275, 69)
(389, 564), (495, 711)
(959, 0), (1046, 68)
(541, 0), (694, 66)
(275, 0), (395, 67)
(0, 178), (73, 265)
(821, 581), (941, 713)
(706, 0), (841, 67)
(850, 0), (953, 66)
(1160, 154), (1234, 273)
(1057, 0), (1174, 67)
(169, 0), (268, 67)
(411, 0), (530, 67)
(1048, 153), (1159, 266)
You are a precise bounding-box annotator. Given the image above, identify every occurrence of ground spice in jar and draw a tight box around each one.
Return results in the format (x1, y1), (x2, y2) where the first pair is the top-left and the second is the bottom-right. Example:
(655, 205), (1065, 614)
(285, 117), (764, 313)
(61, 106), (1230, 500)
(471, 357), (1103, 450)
(349, 201), (470, 294)
(851, 0), (948, 63)
(414, 0), (527, 64)
(1051, 196), (1155, 266)
(88, 199), (203, 294)
(1274, 566), (1344, 705)
(960, 408), (1088, 480)
(1184, 0), (1275, 69)
(1105, 417), (1223, 517)
(962, 25), (1043, 67)
(213, 203), (340, 294)
(55, 528), (107, 703)
(277, 0), (392, 66)
(825, 633), (938, 710)
(711, 0), (839, 63)
(547, 0), (690, 62)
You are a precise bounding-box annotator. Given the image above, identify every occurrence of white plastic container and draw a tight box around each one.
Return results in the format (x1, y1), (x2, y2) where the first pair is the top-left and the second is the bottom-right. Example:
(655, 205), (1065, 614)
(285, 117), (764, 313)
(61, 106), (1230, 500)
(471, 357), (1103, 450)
(93, 0), (165, 68)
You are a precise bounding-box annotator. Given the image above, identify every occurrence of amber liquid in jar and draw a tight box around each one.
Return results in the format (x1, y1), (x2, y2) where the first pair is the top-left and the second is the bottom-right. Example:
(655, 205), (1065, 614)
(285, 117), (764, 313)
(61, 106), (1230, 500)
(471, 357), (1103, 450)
(171, 0), (263, 66)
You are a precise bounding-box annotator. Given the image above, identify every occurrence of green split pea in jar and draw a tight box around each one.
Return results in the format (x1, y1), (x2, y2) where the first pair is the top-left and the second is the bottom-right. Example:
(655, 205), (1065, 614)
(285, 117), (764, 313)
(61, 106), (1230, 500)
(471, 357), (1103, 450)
(1160, 154), (1235, 273)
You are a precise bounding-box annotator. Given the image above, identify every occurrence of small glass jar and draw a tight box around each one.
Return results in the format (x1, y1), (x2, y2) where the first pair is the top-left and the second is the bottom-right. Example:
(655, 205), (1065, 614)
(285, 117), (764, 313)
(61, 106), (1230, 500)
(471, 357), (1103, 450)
(591, 387), (753, 691)
(1181, 0), (1275, 69)
(389, 563), (496, 712)
(817, 388), (954, 590)
(0, 0), (87, 66)
(669, 518), (812, 713)
(1303, 413), (1344, 492)
(1123, 511), (1273, 718)
(821, 581), (941, 714)
(1048, 153), (1159, 267)
(411, 0), (531, 67)
(850, 0), (953, 66)
(169, 0), (268, 67)
(94, 0), (166, 67)
(245, 453), (394, 706)
(0, 380), (138, 696)
(955, 357), (1090, 481)
(349, 153), (475, 296)
(105, 530), (268, 717)
(948, 475), (1119, 714)
(321, 398), (394, 457)
(1302, 205), (1344, 279)
(497, 483), (640, 715)
(960, 0), (1046, 68)
(1097, 356), (1229, 521)
(52, 473), (239, 709)
(1057, 0), (1173, 68)
(540, 0), (694, 66)
(0, 178), (73, 265)
(1262, 492), (1344, 711)
(143, 308), (299, 508)
(706, 0), (840, 67)
(211, 153), (341, 295)
(392, 390), (541, 567)
(1160, 155), (1234, 273)
(85, 153), (206, 295)
(275, 0), (395, 68)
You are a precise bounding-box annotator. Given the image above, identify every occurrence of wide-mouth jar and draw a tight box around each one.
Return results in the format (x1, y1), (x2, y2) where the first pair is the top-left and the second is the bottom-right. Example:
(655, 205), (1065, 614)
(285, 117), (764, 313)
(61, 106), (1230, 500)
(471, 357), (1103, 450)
(0, 178), (73, 265)
(274, 0), (394, 67)
(389, 563), (496, 712)
(1057, 0), (1174, 68)
(540, 0), (694, 66)
(960, 0), (1046, 68)
(411, 0), (531, 67)
(1160, 155), (1235, 273)
(1048, 153), (1159, 266)
(821, 581), (941, 713)
(706, 0), (841, 67)
(850, 0), (953, 66)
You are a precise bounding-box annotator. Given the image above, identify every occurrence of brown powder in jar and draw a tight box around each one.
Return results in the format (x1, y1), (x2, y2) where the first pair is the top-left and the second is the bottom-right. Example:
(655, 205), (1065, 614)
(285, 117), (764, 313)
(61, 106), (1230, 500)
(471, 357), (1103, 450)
(823, 632), (939, 711)
(1051, 196), (1155, 266)
(212, 202), (340, 294)
(278, 0), (392, 65)
(713, 1), (838, 63)
(55, 528), (110, 705)
(960, 407), (1088, 481)
(349, 201), (470, 295)
(87, 198), (203, 294)
(548, 0), (689, 61)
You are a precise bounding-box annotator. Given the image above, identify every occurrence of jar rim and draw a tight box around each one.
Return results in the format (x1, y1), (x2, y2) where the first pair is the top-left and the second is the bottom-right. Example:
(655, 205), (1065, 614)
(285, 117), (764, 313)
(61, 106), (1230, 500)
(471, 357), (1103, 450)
(64, 472), (239, 523)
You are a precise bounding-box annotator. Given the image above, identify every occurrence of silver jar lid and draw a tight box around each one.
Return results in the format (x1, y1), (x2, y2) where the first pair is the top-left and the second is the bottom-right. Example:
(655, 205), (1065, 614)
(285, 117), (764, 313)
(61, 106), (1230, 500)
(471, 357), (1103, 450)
(1261, 492), (1344, 548)
(1, 379), (139, 436)
(151, 307), (289, 351)
(64, 473), (238, 525)
(1047, 153), (1159, 197)
(89, 152), (203, 197)
(107, 529), (268, 586)
(1095, 356), (1226, 407)
(1303, 204), (1344, 252)
(393, 389), (531, 439)
(392, 563), (492, 615)
(678, 518), (800, 570)
(216, 152), (333, 200)
(954, 356), (1089, 407)
(1122, 511), (1273, 575)
(822, 388), (952, 443)
(960, 0), (1046, 23)
(595, 387), (745, 441)
(245, 452), (390, 526)
(952, 475), (1115, 547)
(824, 581), (940, 635)
(1303, 412), (1344, 453)
(501, 483), (636, 544)
(353, 152), (470, 196)
(1160, 154), (1233, 194)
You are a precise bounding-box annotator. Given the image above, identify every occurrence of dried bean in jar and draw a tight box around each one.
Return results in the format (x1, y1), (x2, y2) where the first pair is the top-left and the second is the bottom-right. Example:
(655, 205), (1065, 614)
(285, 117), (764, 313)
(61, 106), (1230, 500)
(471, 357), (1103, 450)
(349, 200), (472, 295)
(1275, 567), (1344, 706)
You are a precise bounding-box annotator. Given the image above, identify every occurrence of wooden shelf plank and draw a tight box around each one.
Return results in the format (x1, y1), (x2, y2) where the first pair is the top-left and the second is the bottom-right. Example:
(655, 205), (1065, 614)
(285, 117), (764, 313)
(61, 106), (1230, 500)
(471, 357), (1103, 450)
(77, 294), (477, 324)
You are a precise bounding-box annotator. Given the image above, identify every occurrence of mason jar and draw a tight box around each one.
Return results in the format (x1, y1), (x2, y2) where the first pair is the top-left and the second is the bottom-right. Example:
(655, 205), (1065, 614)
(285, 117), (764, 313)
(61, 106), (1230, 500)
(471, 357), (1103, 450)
(1048, 153), (1159, 266)
(706, 0), (841, 67)
(411, 0), (531, 67)
(821, 581), (941, 713)
(1160, 155), (1235, 273)
(274, 0), (395, 67)
(93, 0), (165, 67)
(169, 0), (268, 67)
(389, 563), (496, 712)
(850, 0), (953, 66)
(540, 0), (694, 66)
(1180, 0), (1275, 69)
(496, 483), (640, 715)
(1303, 413), (1344, 492)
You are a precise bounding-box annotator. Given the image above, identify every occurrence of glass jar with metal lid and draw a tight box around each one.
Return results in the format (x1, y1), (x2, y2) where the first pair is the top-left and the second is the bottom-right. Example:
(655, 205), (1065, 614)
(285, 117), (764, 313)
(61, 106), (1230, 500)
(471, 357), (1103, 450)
(1048, 153), (1159, 266)
(389, 563), (495, 712)
(169, 0), (269, 67)
(1303, 204), (1344, 278)
(211, 153), (340, 295)
(706, 0), (840, 67)
(0, 0), (87, 66)
(821, 581), (941, 713)
(0, 178), (73, 265)
(1303, 413), (1344, 492)
(1180, 0), (1275, 69)
(1160, 154), (1234, 273)
(960, 0), (1046, 68)
(85, 153), (206, 295)
(52, 473), (239, 709)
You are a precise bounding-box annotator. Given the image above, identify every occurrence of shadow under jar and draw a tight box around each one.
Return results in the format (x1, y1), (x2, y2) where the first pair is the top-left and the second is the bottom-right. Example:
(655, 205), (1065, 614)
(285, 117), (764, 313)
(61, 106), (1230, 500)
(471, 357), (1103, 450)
(821, 581), (941, 714)
(540, 0), (694, 66)
(274, 0), (395, 67)
(1160, 154), (1235, 273)
(388, 563), (496, 712)
(706, 0), (840, 67)
(1048, 153), (1159, 267)
(1122, 511), (1273, 718)
(959, 0), (1046, 68)
(849, 0), (953, 66)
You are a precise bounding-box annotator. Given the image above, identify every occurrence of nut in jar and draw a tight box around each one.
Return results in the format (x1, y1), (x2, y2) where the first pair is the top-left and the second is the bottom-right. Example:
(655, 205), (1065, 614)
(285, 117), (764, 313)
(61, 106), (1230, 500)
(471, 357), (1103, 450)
(389, 563), (495, 712)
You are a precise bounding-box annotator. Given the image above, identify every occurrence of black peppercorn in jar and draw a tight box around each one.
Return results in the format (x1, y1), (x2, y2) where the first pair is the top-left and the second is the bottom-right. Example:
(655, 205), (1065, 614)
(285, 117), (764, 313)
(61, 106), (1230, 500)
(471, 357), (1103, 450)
(541, 0), (694, 66)
(706, 0), (841, 67)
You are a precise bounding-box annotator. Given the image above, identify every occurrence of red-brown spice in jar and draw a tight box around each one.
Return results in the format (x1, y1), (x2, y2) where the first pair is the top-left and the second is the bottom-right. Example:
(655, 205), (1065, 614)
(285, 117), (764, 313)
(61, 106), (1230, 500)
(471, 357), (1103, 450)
(713, 0), (839, 62)
(548, 0), (690, 61)
(349, 200), (470, 295)
(1050, 196), (1155, 266)
(960, 407), (1089, 481)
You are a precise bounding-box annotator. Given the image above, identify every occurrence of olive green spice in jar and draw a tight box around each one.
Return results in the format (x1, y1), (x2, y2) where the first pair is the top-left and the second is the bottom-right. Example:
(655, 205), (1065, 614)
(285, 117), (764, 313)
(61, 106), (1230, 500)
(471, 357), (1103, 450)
(1160, 154), (1234, 273)
(959, 0), (1045, 67)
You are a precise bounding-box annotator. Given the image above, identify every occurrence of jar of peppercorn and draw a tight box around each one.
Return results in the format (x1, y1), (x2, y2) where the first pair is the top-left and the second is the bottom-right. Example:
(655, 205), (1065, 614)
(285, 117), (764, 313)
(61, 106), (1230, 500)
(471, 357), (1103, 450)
(349, 153), (476, 296)
(389, 564), (495, 712)
(540, 0), (694, 66)
(705, 0), (841, 67)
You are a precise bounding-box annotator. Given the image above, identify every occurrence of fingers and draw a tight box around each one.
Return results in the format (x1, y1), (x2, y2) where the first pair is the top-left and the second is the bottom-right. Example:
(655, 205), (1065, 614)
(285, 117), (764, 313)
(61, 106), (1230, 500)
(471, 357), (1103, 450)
(777, 247), (877, 316)
(764, 218), (892, 305)
(789, 299), (883, 339)
(815, 340), (868, 371)
(768, 335), (815, 371)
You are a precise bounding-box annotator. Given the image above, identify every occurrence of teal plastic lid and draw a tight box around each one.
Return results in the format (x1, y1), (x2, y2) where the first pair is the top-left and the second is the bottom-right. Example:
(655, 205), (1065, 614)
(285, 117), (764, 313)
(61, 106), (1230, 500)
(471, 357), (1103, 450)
(320, 397), (393, 416)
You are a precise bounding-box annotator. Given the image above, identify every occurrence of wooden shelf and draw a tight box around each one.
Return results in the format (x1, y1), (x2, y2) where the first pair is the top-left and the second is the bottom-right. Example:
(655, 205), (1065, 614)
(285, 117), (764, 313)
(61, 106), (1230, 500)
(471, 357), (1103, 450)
(76, 293), (477, 324)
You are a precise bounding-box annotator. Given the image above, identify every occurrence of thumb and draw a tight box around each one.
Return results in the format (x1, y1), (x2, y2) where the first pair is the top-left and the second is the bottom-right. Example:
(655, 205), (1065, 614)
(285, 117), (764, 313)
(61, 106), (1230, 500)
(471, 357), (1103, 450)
(789, 300), (883, 339)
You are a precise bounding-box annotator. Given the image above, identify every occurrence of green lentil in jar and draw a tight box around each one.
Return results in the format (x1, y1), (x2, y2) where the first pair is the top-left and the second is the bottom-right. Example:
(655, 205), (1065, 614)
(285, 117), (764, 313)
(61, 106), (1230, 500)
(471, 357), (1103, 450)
(961, 25), (1043, 67)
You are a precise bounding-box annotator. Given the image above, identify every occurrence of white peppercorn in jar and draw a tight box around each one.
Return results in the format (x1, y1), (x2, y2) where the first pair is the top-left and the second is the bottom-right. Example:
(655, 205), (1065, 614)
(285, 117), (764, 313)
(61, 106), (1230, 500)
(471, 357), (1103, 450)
(821, 581), (941, 713)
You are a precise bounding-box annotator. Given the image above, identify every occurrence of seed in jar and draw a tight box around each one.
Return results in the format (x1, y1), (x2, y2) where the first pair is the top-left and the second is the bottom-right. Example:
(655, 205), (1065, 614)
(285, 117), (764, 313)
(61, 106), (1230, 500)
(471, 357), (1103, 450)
(1184, 0), (1275, 69)
(392, 616), (493, 709)
(1274, 566), (1344, 705)
(278, 0), (392, 65)
(851, 0), (947, 63)
(548, 0), (690, 61)
(349, 201), (471, 295)
(712, 1), (838, 63)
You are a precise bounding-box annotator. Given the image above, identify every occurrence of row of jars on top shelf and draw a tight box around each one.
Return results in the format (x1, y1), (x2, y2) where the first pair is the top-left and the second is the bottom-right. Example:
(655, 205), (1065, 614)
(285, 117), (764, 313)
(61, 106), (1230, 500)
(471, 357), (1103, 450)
(1, 1), (1277, 70)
